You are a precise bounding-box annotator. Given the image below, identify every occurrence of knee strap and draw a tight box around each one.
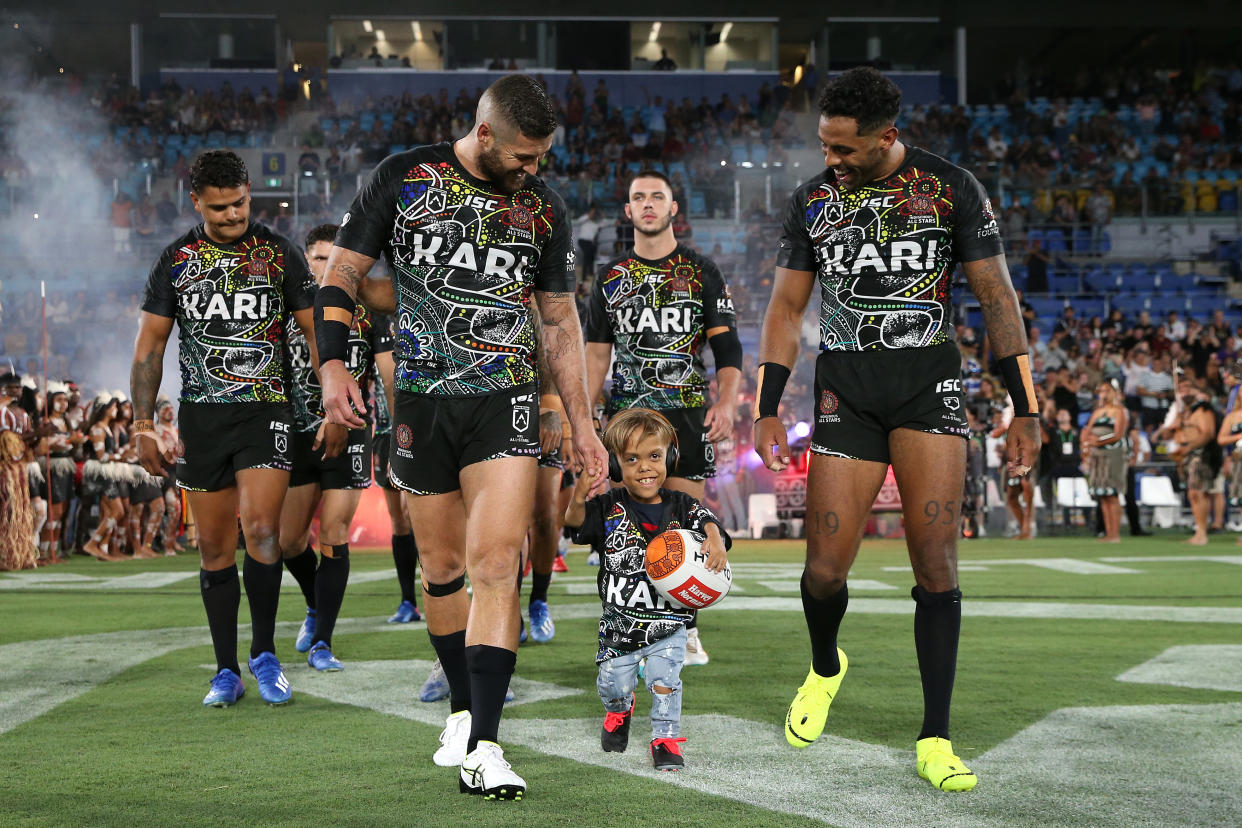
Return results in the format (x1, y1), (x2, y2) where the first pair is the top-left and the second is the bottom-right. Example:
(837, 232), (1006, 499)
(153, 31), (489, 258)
(911, 585), (963, 607)
(423, 573), (466, 597)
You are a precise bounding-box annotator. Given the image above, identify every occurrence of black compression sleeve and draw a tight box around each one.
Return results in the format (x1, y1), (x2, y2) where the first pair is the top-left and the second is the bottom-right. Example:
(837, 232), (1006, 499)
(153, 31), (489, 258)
(754, 362), (791, 420)
(314, 285), (355, 365)
(707, 329), (743, 371)
(997, 353), (1038, 417)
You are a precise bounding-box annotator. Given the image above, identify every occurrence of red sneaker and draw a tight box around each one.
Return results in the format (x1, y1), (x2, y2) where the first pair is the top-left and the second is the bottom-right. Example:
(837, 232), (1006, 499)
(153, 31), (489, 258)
(601, 693), (634, 753)
(552, 554), (569, 573)
(650, 736), (686, 771)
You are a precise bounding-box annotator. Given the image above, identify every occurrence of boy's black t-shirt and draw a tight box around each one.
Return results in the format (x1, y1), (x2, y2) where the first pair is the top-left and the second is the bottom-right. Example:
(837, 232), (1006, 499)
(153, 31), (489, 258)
(573, 487), (730, 662)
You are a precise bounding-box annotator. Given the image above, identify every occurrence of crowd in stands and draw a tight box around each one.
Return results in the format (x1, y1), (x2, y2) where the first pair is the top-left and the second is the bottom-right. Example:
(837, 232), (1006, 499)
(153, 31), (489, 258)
(4, 63), (1242, 544)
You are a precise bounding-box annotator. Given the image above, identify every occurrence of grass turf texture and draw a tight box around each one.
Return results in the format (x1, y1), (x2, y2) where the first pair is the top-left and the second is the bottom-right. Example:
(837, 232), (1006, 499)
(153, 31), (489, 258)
(3, 533), (1240, 826)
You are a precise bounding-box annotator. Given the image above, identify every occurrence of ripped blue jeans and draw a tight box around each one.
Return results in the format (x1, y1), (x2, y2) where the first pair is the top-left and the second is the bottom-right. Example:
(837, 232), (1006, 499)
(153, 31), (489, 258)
(596, 626), (686, 739)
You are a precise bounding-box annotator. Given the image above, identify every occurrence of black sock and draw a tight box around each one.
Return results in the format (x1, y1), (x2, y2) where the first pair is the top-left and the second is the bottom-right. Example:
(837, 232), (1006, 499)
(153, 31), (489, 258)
(243, 555), (283, 659)
(284, 545), (318, 609)
(912, 585), (962, 741)
(392, 533), (419, 604)
(465, 644), (517, 752)
(312, 545), (350, 648)
(529, 571), (552, 605)
(200, 566), (240, 675)
(429, 630), (471, 714)
(801, 574), (847, 677)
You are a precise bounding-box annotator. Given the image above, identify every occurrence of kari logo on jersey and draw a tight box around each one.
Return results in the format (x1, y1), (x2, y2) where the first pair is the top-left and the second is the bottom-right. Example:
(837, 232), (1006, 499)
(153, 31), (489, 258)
(179, 291), (273, 321)
(614, 306), (696, 334)
(817, 238), (944, 275)
(405, 230), (529, 280)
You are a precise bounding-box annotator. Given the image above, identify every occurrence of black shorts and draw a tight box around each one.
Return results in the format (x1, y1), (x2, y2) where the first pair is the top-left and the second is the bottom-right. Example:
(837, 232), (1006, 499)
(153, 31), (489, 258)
(289, 427), (373, 490)
(372, 431), (396, 491)
(810, 342), (968, 464)
(176, 402), (293, 492)
(660, 407), (715, 481)
(389, 386), (540, 495)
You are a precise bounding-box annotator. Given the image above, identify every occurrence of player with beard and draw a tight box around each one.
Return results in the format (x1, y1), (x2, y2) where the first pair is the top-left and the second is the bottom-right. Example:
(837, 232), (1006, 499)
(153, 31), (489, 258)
(586, 169), (742, 666)
(131, 150), (325, 707)
(278, 223), (394, 671)
(316, 74), (609, 801)
(755, 67), (1040, 791)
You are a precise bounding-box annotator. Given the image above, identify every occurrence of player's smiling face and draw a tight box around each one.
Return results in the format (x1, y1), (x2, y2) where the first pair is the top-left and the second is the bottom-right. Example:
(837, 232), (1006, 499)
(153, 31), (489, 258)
(818, 115), (896, 191)
(478, 125), (552, 194)
(625, 176), (677, 237)
(191, 184), (251, 244)
(618, 433), (669, 503)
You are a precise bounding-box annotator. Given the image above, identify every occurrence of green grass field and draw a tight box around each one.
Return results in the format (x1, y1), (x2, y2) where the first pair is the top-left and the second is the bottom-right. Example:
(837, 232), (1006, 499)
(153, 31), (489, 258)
(3, 534), (1241, 826)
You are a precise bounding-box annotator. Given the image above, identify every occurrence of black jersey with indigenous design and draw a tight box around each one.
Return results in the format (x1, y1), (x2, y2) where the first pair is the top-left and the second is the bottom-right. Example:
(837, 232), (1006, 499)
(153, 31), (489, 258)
(777, 146), (1003, 352)
(372, 368), (393, 436)
(573, 487), (730, 662)
(587, 244), (736, 413)
(335, 142), (575, 397)
(141, 222), (314, 403)
(287, 288), (392, 432)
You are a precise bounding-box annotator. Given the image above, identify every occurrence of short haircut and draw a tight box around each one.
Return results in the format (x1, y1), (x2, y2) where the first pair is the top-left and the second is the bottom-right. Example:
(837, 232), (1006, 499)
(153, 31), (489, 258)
(817, 66), (902, 135)
(483, 74), (558, 139)
(305, 224), (339, 249)
(602, 408), (678, 457)
(190, 150), (249, 194)
(629, 168), (673, 193)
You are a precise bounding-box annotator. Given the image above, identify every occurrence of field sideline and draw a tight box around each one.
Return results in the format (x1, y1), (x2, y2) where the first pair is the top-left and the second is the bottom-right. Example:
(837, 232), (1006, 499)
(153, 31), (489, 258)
(3, 534), (1241, 827)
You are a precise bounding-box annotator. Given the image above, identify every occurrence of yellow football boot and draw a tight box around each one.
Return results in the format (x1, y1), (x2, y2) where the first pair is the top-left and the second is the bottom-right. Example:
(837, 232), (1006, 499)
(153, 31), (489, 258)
(784, 649), (847, 748)
(916, 736), (978, 791)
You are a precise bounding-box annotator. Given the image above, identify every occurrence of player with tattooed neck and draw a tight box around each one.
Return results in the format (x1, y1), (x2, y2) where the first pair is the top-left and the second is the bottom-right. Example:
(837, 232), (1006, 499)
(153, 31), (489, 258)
(315, 74), (608, 801)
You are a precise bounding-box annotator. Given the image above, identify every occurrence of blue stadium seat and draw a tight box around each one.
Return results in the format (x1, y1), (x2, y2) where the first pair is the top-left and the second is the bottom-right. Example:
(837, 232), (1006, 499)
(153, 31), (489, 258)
(1044, 229), (1067, 253)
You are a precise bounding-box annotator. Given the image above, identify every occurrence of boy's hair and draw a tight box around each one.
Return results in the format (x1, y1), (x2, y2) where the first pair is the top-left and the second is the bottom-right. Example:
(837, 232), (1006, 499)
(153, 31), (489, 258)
(190, 150), (249, 194)
(817, 66), (901, 135)
(602, 408), (678, 457)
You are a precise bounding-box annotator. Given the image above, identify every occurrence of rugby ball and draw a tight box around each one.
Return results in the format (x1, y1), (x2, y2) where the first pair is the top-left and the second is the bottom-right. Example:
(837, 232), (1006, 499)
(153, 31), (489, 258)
(645, 529), (731, 610)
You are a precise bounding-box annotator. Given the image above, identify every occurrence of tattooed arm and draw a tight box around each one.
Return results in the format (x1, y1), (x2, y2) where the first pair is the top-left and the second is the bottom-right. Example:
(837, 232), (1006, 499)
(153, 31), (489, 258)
(963, 254), (1041, 472)
(962, 254), (1028, 360)
(130, 311), (175, 476)
(319, 246), (379, 428)
(535, 289), (609, 496)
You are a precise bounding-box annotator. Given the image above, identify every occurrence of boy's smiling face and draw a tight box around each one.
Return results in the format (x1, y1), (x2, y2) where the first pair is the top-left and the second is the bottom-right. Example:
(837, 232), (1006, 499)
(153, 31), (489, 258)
(617, 433), (670, 504)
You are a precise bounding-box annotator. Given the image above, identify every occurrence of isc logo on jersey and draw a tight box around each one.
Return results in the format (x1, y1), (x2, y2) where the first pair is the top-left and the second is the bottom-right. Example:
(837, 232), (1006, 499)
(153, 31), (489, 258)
(180, 291), (272, 321)
(817, 238), (944, 275)
(615, 306), (696, 335)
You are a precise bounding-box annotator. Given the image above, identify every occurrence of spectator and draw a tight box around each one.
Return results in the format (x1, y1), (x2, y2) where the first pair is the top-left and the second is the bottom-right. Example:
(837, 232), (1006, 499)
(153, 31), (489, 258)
(1137, 351), (1175, 428)
(653, 49), (677, 71)
(1025, 238), (1050, 293)
(1085, 182), (1113, 253)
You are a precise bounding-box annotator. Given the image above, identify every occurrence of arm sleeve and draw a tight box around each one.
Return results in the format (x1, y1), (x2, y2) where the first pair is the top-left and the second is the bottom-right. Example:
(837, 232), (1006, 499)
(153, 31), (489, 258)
(281, 239), (315, 312)
(774, 185), (817, 272)
(700, 257), (737, 330)
(571, 497), (604, 548)
(533, 189), (576, 293)
(139, 247), (177, 318)
(584, 272), (614, 344)
(953, 170), (1005, 263)
(335, 153), (405, 259)
(372, 313), (394, 354)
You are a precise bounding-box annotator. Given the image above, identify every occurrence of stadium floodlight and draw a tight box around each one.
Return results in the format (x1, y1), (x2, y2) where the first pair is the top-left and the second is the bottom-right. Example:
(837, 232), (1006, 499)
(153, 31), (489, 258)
(362, 19), (373, 33)
(412, 21), (422, 41)
(649, 22), (661, 43)
(720, 22), (733, 42)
